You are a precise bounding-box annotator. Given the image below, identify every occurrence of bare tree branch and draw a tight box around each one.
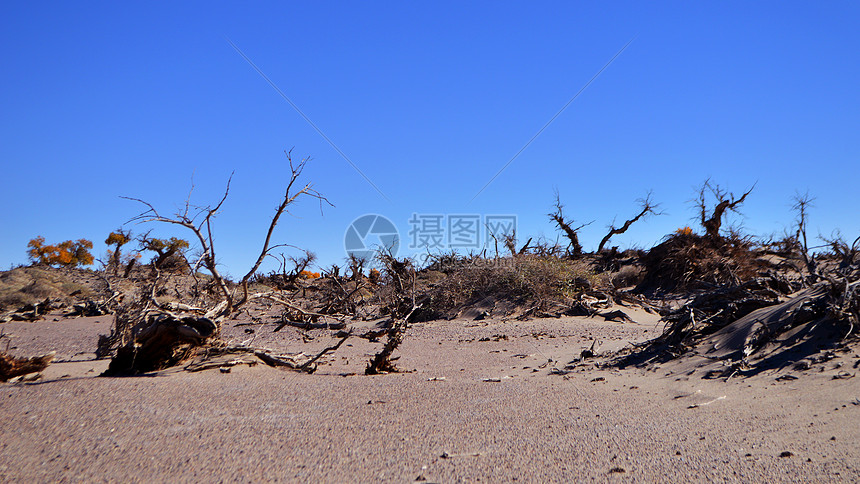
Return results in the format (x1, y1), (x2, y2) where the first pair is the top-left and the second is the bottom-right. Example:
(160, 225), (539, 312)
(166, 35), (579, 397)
(791, 191), (817, 284)
(236, 151), (332, 308)
(122, 151), (330, 326)
(597, 191), (661, 253)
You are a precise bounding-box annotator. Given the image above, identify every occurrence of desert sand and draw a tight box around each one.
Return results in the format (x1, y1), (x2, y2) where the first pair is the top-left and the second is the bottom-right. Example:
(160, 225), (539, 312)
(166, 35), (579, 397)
(2, 307), (858, 483)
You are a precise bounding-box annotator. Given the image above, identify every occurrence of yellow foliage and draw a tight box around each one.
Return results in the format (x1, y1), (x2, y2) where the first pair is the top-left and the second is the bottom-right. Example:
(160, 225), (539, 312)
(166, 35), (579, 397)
(298, 270), (320, 279)
(27, 237), (94, 267)
(105, 231), (130, 246)
(675, 226), (693, 236)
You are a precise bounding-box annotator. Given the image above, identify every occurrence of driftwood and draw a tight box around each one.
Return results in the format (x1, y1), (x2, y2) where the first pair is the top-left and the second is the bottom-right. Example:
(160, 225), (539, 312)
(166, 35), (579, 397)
(253, 292), (347, 330)
(1, 298), (68, 322)
(567, 291), (613, 316)
(254, 351), (308, 368)
(102, 313), (217, 375)
(274, 319), (346, 331)
(366, 306), (418, 374)
(297, 330), (351, 373)
(65, 299), (111, 317)
(701, 282), (831, 361)
(0, 351), (55, 382)
(610, 271), (859, 377)
(184, 354), (259, 372)
(255, 331), (351, 373)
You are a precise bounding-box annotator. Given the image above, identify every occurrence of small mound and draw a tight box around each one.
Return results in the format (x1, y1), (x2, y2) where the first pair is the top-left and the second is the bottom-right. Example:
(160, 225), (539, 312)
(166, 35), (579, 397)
(636, 233), (766, 294)
(0, 267), (95, 311)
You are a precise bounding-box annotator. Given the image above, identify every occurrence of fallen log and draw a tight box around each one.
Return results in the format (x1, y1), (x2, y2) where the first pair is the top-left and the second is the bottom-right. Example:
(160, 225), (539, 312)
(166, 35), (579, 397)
(702, 282), (831, 361)
(608, 275), (859, 377)
(102, 313), (217, 375)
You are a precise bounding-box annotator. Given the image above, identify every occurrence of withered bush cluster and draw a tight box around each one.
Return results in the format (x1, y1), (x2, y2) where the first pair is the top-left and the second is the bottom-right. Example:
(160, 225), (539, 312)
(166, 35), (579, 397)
(636, 232), (766, 293)
(419, 254), (596, 318)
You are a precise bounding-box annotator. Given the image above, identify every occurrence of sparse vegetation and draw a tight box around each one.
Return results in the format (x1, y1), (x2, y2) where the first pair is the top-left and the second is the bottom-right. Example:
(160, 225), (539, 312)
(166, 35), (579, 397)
(0, 267), (93, 311)
(5, 167), (856, 385)
(419, 253), (598, 320)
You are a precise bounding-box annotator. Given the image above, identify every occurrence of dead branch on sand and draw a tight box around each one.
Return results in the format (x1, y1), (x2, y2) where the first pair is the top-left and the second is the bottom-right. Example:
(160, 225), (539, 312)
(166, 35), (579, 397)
(366, 252), (420, 374)
(611, 264), (859, 378)
(0, 351), (55, 382)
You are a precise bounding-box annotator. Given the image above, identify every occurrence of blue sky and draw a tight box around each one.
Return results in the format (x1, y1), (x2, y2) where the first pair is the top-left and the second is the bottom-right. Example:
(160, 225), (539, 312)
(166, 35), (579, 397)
(2, 2), (858, 276)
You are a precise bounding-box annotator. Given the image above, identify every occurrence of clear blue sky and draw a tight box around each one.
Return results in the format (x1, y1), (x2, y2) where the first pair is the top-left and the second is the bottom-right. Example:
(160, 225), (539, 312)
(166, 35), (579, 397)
(2, 2), (858, 276)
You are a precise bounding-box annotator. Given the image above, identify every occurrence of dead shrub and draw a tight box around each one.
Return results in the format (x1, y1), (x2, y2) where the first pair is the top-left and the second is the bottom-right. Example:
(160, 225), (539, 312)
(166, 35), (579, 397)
(610, 265), (645, 288)
(365, 251), (419, 374)
(636, 233), (764, 294)
(420, 254), (595, 318)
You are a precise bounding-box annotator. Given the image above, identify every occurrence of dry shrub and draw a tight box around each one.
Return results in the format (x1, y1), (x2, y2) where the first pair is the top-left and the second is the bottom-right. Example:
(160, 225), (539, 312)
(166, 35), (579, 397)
(610, 264), (645, 289)
(636, 233), (764, 294)
(365, 252), (418, 374)
(421, 254), (595, 318)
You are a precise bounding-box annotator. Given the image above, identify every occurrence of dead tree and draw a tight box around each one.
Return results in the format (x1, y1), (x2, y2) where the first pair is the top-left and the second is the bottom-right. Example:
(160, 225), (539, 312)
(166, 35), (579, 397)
(126, 150), (329, 321)
(103, 151), (332, 374)
(265, 249), (317, 288)
(125, 177), (236, 318)
(503, 230), (532, 256)
(597, 192), (660, 253)
(366, 251), (419, 374)
(233, 155), (331, 309)
(347, 253), (367, 282)
(696, 179), (755, 241)
(548, 190), (591, 256)
(821, 231), (860, 270)
(791, 191), (817, 283)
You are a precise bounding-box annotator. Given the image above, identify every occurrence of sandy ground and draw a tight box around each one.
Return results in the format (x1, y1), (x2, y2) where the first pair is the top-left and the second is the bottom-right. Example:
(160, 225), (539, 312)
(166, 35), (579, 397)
(1, 309), (859, 483)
